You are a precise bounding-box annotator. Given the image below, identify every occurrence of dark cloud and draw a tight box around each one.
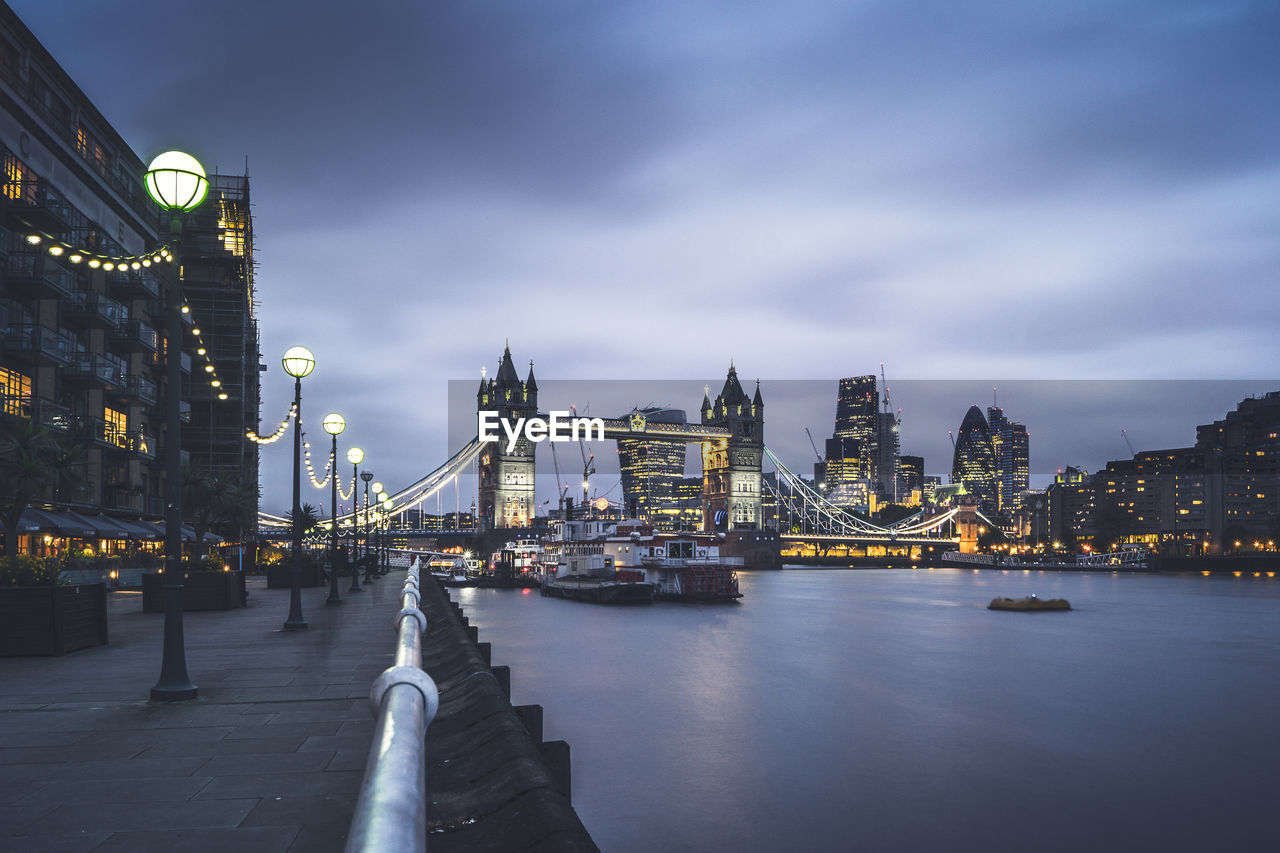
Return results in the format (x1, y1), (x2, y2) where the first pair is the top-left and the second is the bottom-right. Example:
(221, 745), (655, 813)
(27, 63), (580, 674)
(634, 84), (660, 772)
(9, 0), (1277, 512)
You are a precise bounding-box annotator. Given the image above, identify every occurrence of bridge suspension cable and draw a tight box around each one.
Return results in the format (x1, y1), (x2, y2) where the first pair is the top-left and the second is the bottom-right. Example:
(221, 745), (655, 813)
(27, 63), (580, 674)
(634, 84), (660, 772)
(258, 438), (483, 530)
(763, 446), (960, 538)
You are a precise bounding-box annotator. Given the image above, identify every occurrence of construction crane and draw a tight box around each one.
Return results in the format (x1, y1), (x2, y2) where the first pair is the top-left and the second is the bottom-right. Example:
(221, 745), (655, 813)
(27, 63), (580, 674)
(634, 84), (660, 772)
(1121, 429), (1136, 456)
(880, 362), (896, 421)
(948, 429), (956, 451)
(550, 442), (570, 514)
(805, 427), (822, 462)
(571, 404), (596, 516)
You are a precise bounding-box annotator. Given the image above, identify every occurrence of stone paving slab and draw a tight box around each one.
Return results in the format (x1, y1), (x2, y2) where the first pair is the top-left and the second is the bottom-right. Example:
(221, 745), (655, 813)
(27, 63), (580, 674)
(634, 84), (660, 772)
(0, 575), (402, 852)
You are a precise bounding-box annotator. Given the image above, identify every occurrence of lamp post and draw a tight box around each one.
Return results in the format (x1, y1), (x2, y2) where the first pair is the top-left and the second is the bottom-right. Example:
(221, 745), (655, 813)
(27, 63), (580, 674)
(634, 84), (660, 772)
(381, 496), (393, 573)
(146, 151), (207, 702)
(362, 475), (376, 582)
(374, 490), (389, 576)
(367, 482), (384, 582)
(323, 412), (345, 605)
(281, 346), (315, 630)
(347, 448), (364, 592)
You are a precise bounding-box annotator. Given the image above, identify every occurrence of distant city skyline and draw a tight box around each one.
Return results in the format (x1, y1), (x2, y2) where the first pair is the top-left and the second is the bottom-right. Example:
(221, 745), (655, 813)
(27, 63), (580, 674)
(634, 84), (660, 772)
(8, 1), (1276, 515)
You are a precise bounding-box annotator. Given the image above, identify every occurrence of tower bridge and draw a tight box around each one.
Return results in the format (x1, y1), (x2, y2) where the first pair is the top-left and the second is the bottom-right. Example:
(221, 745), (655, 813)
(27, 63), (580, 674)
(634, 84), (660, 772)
(259, 344), (959, 552)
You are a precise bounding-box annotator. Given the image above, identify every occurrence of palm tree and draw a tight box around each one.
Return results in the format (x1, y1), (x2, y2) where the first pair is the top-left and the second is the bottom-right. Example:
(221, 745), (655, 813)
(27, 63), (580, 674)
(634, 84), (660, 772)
(0, 420), (86, 558)
(288, 503), (321, 541)
(182, 466), (259, 558)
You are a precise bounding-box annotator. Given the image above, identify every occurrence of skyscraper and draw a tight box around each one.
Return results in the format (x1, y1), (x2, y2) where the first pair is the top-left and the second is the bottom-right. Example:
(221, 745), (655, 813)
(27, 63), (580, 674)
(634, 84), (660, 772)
(834, 376), (877, 442)
(824, 374), (899, 505)
(987, 406), (1029, 514)
(617, 406), (688, 529)
(951, 405), (998, 514)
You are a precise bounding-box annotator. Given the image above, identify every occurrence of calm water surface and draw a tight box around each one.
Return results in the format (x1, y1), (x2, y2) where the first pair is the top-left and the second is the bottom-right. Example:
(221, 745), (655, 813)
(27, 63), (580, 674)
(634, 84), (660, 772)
(453, 569), (1279, 852)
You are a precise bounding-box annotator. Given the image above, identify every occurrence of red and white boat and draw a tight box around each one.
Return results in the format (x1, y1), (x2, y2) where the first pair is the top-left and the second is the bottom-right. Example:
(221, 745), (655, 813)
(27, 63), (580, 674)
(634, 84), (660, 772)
(603, 524), (742, 602)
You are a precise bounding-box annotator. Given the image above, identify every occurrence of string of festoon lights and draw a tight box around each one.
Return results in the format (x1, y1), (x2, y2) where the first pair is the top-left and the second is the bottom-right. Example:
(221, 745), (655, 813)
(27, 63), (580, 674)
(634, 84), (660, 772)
(302, 437), (356, 500)
(22, 229), (231, 402)
(246, 403), (296, 445)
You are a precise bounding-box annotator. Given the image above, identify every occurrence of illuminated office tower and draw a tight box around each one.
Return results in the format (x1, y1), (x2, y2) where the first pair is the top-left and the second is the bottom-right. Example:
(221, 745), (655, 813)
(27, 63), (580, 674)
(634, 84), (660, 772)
(987, 406), (1029, 515)
(617, 406), (688, 529)
(899, 455), (924, 506)
(951, 405), (998, 515)
(834, 376), (878, 442)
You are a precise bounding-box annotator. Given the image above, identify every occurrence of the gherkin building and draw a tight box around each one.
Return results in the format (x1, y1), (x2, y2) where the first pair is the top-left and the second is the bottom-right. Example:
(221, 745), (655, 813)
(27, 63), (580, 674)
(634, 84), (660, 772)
(951, 405), (998, 514)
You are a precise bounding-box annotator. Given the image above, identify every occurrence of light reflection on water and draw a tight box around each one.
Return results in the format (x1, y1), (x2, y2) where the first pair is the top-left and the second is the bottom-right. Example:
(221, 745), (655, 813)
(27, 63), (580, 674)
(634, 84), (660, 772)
(454, 569), (1279, 853)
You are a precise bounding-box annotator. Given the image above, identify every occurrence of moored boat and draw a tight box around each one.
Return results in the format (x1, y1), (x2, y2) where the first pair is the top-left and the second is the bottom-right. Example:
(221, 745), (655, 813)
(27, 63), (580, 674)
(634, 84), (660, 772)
(540, 551), (655, 605)
(603, 524), (742, 602)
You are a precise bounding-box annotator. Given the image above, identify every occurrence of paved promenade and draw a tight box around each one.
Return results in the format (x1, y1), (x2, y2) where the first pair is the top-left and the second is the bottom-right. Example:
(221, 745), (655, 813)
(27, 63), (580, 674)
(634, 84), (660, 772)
(0, 573), (402, 853)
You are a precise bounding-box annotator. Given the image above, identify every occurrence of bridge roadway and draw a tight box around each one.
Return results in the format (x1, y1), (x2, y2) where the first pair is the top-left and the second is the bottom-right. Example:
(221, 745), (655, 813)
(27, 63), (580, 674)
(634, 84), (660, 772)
(0, 576), (399, 852)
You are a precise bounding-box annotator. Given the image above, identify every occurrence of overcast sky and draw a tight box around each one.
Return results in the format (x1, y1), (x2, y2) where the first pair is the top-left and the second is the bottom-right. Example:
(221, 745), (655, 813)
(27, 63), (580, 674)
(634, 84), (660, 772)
(12, 1), (1278, 513)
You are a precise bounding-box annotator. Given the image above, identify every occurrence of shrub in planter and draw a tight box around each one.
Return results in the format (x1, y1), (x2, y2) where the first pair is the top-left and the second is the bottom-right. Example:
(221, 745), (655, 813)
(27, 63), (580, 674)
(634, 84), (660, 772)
(0, 556), (108, 656)
(141, 558), (248, 612)
(266, 551), (324, 588)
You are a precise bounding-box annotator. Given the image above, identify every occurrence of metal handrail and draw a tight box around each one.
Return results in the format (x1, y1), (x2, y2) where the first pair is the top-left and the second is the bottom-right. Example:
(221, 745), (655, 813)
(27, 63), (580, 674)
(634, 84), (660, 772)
(345, 558), (440, 853)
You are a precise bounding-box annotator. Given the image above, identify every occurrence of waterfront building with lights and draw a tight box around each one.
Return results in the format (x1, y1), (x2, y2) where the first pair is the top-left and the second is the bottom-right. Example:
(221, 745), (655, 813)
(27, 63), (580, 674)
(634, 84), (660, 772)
(0, 5), (258, 554)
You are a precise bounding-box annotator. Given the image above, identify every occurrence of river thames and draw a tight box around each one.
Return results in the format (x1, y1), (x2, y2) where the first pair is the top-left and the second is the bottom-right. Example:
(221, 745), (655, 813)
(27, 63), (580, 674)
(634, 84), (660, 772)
(453, 569), (1278, 852)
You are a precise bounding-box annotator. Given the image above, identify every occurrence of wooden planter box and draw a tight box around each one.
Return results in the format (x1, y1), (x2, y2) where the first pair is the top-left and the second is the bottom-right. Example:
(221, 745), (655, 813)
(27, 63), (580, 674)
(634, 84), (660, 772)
(266, 561), (324, 589)
(0, 583), (109, 656)
(142, 571), (248, 612)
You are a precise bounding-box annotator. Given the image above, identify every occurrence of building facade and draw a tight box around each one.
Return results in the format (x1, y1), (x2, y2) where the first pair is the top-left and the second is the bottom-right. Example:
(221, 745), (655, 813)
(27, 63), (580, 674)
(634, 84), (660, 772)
(180, 173), (260, 505)
(0, 6), (267, 557)
(987, 406), (1029, 515)
(616, 406), (688, 529)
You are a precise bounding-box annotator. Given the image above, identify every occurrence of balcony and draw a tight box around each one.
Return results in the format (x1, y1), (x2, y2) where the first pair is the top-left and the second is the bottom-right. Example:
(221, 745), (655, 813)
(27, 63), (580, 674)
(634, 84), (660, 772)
(180, 400), (191, 423)
(105, 268), (160, 299)
(4, 250), (76, 300)
(34, 399), (73, 433)
(2, 177), (74, 235)
(65, 291), (127, 329)
(131, 430), (157, 459)
(103, 486), (143, 512)
(119, 375), (159, 406)
(152, 344), (192, 375)
(103, 420), (130, 452)
(108, 319), (159, 353)
(3, 325), (74, 365)
(63, 352), (122, 387)
(1, 391), (32, 419)
(70, 414), (105, 445)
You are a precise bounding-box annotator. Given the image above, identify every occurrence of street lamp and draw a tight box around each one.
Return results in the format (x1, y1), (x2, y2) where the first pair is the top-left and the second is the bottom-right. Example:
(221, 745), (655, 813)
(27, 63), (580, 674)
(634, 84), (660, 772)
(346, 447), (364, 592)
(282, 346), (315, 630)
(376, 491), (389, 575)
(147, 151), (208, 703)
(366, 473), (378, 581)
(356, 469), (373, 591)
(381, 496), (393, 573)
(362, 474), (378, 582)
(322, 412), (345, 605)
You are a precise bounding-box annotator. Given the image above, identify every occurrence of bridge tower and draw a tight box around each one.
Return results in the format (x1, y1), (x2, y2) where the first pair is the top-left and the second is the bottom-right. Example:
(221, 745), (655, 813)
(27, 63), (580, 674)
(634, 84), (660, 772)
(701, 365), (764, 530)
(477, 345), (537, 529)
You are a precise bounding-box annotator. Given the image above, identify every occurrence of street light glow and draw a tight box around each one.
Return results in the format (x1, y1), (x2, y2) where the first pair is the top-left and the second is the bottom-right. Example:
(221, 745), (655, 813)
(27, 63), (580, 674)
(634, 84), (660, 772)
(281, 346), (315, 378)
(322, 412), (346, 435)
(145, 151), (209, 211)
